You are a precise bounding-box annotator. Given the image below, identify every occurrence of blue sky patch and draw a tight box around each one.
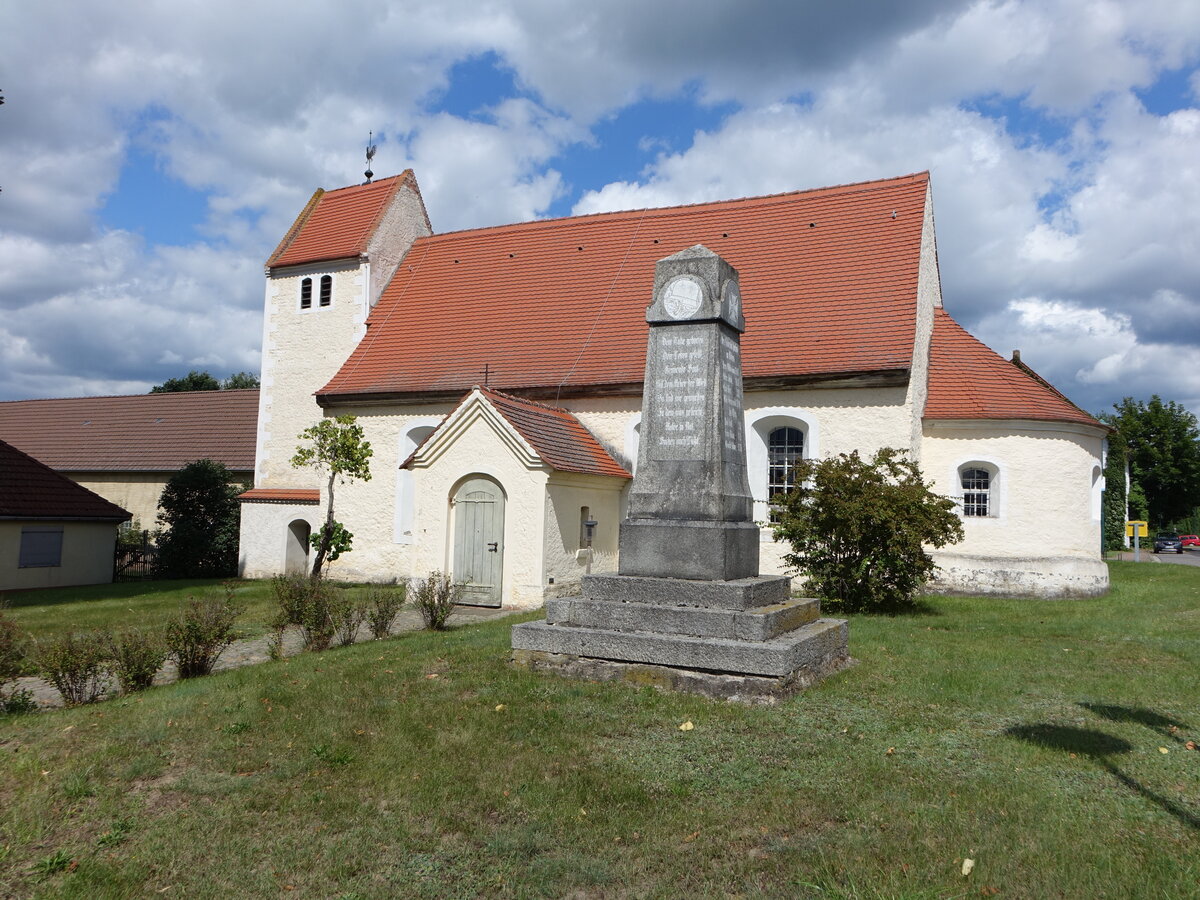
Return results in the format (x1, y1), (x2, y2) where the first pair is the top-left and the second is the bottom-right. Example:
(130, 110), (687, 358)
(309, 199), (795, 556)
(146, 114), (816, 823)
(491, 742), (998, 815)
(428, 51), (528, 120)
(546, 90), (739, 216)
(1135, 66), (1198, 116)
(99, 146), (209, 246)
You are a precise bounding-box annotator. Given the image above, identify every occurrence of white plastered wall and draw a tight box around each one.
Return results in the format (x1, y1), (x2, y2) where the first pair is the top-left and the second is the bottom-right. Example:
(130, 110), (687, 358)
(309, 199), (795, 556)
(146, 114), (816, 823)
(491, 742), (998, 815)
(922, 420), (1108, 597)
(253, 182), (431, 493)
(238, 502), (323, 579)
(542, 472), (626, 599)
(905, 182), (941, 458)
(0, 521), (118, 591)
(404, 411), (549, 608)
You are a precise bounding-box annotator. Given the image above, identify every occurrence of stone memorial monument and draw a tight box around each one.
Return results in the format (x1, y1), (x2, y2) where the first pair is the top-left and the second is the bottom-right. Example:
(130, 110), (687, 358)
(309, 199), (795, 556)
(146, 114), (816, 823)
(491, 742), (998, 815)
(511, 246), (850, 701)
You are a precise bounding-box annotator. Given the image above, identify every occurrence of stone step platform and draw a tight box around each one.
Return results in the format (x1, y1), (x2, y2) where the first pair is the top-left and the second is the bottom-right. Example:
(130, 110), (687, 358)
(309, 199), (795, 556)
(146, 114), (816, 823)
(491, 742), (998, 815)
(510, 616), (848, 679)
(545, 595), (819, 642)
(581, 573), (791, 611)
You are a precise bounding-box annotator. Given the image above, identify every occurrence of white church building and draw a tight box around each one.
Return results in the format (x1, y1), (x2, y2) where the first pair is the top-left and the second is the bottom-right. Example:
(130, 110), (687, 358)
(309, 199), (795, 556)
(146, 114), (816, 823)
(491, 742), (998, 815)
(239, 169), (1109, 605)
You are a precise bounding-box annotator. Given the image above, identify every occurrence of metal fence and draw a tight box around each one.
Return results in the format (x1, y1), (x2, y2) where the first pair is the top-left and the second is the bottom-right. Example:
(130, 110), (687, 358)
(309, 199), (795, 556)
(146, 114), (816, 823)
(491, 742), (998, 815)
(114, 530), (157, 581)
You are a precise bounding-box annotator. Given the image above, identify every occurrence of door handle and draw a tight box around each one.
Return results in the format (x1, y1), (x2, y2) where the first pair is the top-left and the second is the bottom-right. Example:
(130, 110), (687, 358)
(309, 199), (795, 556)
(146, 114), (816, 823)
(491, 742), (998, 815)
(487, 542), (498, 552)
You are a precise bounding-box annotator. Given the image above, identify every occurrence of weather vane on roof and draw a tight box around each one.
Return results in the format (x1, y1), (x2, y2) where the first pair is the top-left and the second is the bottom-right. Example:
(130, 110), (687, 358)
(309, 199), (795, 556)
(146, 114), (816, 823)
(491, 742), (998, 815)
(364, 131), (377, 184)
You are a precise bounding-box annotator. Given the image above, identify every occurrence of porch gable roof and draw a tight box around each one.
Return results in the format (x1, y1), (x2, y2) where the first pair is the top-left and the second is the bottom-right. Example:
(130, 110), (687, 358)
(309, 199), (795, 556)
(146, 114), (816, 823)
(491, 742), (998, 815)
(403, 387), (630, 479)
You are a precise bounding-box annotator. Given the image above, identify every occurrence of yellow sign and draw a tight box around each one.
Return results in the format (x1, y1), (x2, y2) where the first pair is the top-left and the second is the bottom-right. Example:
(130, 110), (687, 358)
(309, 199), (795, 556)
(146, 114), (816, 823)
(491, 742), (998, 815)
(1126, 520), (1148, 538)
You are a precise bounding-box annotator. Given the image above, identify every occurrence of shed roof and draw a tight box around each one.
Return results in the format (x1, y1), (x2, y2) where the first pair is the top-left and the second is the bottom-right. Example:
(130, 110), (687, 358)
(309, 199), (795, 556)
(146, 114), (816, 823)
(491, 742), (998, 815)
(0, 439), (131, 521)
(0, 390), (259, 472)
(322, 172), (931, 401)
(924, 309), (1102, 427)
(267, 171), (418, 269)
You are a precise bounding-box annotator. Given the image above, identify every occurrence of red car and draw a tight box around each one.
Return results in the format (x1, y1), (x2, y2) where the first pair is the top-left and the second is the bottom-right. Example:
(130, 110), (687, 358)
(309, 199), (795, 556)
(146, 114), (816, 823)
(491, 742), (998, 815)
(1180, 535), (1200, 548)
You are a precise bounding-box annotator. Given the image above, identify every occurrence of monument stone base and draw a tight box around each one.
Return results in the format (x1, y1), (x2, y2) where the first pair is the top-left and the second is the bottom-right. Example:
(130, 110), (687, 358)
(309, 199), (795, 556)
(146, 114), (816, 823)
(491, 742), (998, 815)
(510, 573), (851, 702)
(618, 519), (760, 581)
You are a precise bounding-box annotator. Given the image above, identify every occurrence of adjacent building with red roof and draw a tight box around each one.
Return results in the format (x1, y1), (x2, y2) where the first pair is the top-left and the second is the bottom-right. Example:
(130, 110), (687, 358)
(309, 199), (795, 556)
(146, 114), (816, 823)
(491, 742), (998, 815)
(0, 390), (258, 530)
(1, 439), (130, 590)
(240, 170), (1108, 602)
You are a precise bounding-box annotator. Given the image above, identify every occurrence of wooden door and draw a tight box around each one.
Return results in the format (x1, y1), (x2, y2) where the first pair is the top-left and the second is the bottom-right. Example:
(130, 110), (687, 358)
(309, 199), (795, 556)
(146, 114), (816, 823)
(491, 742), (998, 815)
(452, 477), (504, 607)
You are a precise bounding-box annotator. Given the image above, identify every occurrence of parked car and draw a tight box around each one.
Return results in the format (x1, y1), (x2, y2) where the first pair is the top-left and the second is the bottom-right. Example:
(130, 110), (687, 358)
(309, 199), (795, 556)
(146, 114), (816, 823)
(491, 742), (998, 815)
(1153, 533), (1184, 554)
(1179, 534), (1200, 548)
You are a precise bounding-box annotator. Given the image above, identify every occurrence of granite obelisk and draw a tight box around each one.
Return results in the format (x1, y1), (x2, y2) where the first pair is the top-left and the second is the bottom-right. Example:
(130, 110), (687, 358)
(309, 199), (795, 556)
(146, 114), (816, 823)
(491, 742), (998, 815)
(512, 246), (850, 701)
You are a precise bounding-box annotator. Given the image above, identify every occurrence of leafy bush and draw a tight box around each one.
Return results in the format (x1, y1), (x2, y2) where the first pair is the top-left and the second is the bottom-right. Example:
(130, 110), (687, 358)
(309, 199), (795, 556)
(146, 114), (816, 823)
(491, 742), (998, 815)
(411, 571), (464, 631)
(330, 591), (368, 647)
(34, 631), (110, 705)
(104, 629), (167, 693)
(155, 459), (246, 578)
(771, 447), (964, 614)
(1, 688), (37, 714)
(271, 573), (335, 651)
(1, 607), (25, 685)
(363, 584), (407, 639)
(166, 591), (242, 678)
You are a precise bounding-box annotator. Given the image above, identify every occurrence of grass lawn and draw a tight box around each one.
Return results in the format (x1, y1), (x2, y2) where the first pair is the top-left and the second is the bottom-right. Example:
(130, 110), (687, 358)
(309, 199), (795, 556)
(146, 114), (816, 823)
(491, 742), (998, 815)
(1, 560), (1197, 898)
(2, 579), (280, 648)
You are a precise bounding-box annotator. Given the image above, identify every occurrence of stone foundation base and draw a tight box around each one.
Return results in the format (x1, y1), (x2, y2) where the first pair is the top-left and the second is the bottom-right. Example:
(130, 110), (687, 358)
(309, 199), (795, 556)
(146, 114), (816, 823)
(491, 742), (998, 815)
(927, 552), (1110, 598)
(510, 648), (854, 704)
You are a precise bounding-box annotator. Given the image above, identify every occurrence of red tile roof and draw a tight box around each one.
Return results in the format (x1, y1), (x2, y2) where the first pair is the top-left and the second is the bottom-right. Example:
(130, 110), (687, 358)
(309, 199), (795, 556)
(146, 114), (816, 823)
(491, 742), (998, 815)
(480, 388), (631, 479)
(0, 439), (131, 521)
(0, 390), (259, 472)
(924, 309), (1102, 427)
(267, 171), (420, 269)
(321, 172), (931, 401)
(238, 488), (321, 504)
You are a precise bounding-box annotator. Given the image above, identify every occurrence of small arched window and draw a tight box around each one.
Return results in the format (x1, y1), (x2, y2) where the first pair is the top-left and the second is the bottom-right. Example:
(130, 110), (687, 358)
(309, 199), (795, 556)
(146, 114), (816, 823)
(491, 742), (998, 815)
(961, 467), (992, 517)
(300, 277), (312, 310)
(768, 426), (805, 509)
(319, 274), (333, 307)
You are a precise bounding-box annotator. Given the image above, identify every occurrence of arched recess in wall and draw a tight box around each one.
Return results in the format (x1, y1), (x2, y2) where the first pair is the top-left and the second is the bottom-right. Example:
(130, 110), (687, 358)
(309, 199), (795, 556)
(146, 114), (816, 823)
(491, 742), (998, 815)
(623, 414), (641, 475)
(394, 418), (443, 544)
(1091, 465), (1104, 522)
(950, 456), (1005, 522)
(745, 408), (821, 522)
(285, 519), (311, 574)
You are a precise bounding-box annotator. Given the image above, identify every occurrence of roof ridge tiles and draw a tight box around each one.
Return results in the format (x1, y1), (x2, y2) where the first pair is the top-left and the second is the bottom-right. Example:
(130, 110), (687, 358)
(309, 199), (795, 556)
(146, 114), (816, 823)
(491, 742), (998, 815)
(479, 386), (573, 415)
(424, 171), (930, 241)
(0, 388), (260, 405)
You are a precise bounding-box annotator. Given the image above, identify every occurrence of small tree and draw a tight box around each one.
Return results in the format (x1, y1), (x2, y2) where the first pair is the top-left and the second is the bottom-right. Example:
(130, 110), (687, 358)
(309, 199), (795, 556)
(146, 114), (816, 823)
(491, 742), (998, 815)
(222, 371), (260, 390)
(155, 460), (245, 578)
(291, 416), (373, 578)
(151, 370), (222, 393)
(771, 447), (964, 614)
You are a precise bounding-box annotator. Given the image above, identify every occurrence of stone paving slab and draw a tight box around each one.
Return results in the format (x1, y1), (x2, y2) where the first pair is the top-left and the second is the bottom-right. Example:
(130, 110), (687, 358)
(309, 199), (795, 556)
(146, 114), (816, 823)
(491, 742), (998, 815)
(9, 604), (519, 710)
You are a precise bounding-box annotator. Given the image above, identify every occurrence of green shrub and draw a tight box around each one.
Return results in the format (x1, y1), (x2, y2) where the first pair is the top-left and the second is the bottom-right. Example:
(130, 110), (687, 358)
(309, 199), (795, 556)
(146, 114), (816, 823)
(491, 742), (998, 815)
(0, 607), (25, 688)
(1, 688), (37, 714)
(271, 573), (335, 651)
(363, 584), (407, 639)
(104, 629), (167, 693)
(411, 571), (464, 631)
(771, 447), (964, 614)
(330, 590), (368, 647)
(166, 591), (242, 678)
(154, 459), (245, 578)
(34, 631), (110, 706)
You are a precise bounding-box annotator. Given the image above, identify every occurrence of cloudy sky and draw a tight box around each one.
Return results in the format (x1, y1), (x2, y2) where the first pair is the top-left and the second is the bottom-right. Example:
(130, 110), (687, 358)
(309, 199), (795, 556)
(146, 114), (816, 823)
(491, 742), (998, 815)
(2, 0), (1199, 417)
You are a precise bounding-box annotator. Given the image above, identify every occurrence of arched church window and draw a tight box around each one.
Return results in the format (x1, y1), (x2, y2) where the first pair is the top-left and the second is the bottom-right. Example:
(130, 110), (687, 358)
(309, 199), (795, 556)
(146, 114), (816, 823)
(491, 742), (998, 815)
(319, 274), (332, 307)
(300, 277), (312, 310)
(767, 426), (804, 515)
(961, 467), (992, 517)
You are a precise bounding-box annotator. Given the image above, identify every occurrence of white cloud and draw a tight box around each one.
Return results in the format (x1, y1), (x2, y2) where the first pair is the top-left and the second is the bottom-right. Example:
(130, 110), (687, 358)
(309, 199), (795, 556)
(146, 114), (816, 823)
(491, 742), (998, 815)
(0, 0), (1199, 418)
